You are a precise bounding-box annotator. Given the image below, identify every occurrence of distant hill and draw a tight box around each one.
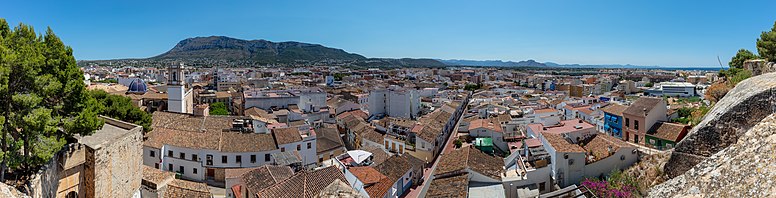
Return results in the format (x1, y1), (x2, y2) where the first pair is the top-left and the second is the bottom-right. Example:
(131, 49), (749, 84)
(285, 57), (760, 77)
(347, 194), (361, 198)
(152, 36), (366, 64)
(439, 59), (547, 67)
(359, 58), (447, 67)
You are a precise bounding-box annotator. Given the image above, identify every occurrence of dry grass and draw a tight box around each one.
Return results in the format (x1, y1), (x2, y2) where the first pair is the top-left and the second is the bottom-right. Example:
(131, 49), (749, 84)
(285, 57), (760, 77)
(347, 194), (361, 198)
(624, 151), (672, 196)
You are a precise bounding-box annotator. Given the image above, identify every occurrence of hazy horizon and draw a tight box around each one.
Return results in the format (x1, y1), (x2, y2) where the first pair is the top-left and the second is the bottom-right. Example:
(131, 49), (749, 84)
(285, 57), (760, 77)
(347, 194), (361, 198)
(3, 0), (774, 67)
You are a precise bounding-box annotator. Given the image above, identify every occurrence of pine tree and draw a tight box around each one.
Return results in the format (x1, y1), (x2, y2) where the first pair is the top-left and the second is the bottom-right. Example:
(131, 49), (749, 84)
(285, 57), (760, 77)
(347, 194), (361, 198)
(0, 19), (103, 180)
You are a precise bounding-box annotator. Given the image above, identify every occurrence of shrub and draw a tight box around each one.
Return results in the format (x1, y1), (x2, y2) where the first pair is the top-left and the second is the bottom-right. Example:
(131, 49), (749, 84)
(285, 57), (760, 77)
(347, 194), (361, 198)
(705, 82), (730, 103)
(581, 170), (638, 198)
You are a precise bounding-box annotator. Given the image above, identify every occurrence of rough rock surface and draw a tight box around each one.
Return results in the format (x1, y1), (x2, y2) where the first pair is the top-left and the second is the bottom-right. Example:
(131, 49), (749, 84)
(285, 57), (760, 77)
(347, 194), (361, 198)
(0, 183), (29, 198)
(664, 72), (776, 178)
(744, 59), (776, 76)
(649, 113), (776, 197)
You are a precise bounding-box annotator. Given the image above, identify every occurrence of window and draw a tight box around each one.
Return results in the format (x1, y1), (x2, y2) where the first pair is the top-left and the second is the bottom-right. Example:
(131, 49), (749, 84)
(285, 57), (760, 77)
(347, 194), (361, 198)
(155, 163), (159, 169)
(634, 120), (639, 130)
(297, 145), (301, 151)
(206, 155), (213, 165)
(265, 154), (271, 162)
(251, 155), (256, 163)
(222, 156), (227, 163)
(192, 154), (198, 161)
(193, 168), (198, 174)
(625, 118), (630, 127)
(281, 147), (286, 152)
(236, 156), (242, 163)
(168, 164), (172, 171)
(179, 166), (184, 174)
(168, 150), (173, 157)
(539, 182), (546, 192)
(307, 142), (312, 149)
(179, 152), (185, 159)
(150, 150), (155, 157)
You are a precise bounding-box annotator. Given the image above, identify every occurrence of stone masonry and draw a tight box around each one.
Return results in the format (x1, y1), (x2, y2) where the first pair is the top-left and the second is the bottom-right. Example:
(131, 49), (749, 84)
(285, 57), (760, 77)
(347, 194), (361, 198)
(649, 113), (776, 196)
(664, 71), (776, 178)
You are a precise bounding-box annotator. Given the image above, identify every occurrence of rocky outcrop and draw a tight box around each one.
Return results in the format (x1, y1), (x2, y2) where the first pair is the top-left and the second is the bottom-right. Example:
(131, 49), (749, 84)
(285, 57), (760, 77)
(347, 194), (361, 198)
(649, 113), (776, 197)
(664, 72), (776, 178)
(744, 59), (776, 76)
(0, 183), (29, 198)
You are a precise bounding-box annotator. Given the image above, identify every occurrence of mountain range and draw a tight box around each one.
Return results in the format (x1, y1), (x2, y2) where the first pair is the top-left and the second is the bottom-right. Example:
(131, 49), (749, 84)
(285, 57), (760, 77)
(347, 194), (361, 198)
(85, 36), (717, 69)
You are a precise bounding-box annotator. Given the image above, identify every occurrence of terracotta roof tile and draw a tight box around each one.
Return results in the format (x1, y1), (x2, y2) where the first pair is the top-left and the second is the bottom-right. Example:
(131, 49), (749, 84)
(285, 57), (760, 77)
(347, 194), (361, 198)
(600, 103), (629, 116)
(147, 111), (279, 152)
(273, 127), (303, 145)
(165, 179), (211, 198)
(349, 166), (388, 184)
(316, 127), (345, 154)
(256, 166), (348, 198)
(375, 155), (413, 181)
(361, 146), (390, 166)
(647, 122), (690, 141)
(623, 97), (664, 117)
(235, 165), (294, 195)
(426, 173), (469, 198)
(542, 133), (585, 153)
(435, 147), (503, 180)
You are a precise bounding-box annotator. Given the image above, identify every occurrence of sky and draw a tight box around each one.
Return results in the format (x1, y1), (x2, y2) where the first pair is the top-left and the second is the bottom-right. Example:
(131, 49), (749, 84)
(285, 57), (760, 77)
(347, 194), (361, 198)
(2, 0), (775, 67)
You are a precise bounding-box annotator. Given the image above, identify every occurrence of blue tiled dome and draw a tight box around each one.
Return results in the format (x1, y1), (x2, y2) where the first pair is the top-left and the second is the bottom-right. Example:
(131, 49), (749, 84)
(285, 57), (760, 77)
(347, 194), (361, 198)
(127, 79), (147, 94)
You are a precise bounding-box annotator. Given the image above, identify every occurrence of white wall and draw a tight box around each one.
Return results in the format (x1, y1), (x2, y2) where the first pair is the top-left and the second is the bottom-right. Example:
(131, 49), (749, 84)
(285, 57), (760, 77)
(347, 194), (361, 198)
(583, 148), (639, 179)
(143, 145), (280, 181)
(645, 101), (668, 131)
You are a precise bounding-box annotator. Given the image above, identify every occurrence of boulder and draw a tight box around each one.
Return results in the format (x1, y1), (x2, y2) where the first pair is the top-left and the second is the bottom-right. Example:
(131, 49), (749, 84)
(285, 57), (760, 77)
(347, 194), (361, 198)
(743, 59), (776, 76)
(664, 72), (776, 178)
(649, 113), (776, 197)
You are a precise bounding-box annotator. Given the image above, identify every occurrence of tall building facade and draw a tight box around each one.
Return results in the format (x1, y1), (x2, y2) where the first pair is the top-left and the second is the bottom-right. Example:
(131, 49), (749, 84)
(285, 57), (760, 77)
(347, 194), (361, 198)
(368, 87), (421, 119)
(167, 63), (193, 114)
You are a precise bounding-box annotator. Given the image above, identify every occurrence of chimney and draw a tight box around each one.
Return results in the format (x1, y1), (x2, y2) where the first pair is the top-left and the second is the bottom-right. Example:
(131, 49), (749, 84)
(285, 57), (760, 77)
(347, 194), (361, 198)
(194, 104), (210, 117)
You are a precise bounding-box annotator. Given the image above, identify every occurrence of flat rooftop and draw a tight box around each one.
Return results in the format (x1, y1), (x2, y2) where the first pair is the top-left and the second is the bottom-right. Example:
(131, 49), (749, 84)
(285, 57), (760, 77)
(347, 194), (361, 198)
(76, 117), (141, 149)
(527, 119), (594, 135)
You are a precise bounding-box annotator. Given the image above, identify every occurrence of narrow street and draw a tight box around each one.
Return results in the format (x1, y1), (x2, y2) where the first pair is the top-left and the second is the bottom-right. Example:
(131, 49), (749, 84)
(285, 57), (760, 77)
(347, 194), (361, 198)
(405, 97), (469, 198)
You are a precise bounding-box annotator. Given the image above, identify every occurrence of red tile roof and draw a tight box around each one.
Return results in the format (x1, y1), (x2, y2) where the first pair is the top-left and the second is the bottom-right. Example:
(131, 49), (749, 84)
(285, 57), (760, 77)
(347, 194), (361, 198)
(542, 133), (585, 153)
(256, 166), (348, 198)
(349, 166), (387, 185)
(469, 119), (503, 133)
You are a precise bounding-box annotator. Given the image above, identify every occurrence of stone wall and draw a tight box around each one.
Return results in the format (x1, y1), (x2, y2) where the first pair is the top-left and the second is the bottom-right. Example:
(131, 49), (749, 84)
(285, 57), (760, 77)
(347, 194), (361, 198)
(27, 143), (87, 198)
(649, 113), (776, 197)
(743, 59), (776, 76)
(91, 121), (143, 197)
(27, 117), (144, 198)
(664, 72), (776, 178)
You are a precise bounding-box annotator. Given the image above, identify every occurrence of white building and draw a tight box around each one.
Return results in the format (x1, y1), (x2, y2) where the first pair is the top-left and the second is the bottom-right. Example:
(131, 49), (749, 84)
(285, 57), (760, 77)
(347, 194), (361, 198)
(645, 82), (696, 97)
(244, 88), (327, 113)
(143, 111), (319, 182)
(167, 63), (193, 114)
(540, 133), (638, 187)
(368, 87), (421, 119)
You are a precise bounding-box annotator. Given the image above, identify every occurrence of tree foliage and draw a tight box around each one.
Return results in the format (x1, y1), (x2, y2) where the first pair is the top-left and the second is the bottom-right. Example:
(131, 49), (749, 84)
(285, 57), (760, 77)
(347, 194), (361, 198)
(209, 102), (229, 115)
(0, 19), (105, 178)
(464, 83), (481, 91)
(757, 21), (776, 61)
(88, 90), (152, 132)
(729, 49), (759, 69)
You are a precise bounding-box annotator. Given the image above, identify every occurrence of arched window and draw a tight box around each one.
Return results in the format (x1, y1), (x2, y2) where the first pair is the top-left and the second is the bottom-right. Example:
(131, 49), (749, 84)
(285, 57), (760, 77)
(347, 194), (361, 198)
(66, 191), (78, 198)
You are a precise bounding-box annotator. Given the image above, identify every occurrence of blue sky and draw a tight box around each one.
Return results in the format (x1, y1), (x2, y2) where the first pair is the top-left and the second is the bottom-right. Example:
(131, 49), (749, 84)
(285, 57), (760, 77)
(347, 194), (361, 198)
(2, 0), (775, 66)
